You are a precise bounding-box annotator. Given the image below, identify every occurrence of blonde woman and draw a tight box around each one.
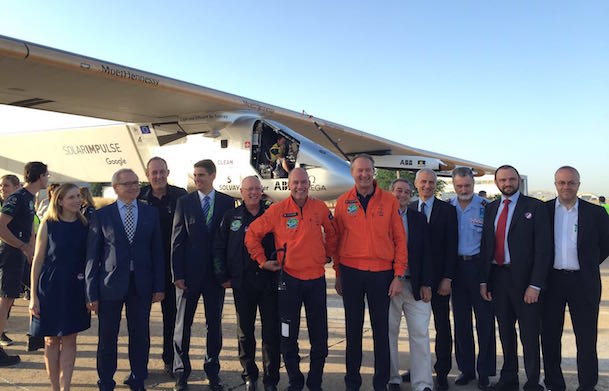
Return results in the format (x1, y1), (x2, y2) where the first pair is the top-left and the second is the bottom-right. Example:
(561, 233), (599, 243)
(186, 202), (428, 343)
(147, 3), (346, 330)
(29, 183), (90, 390)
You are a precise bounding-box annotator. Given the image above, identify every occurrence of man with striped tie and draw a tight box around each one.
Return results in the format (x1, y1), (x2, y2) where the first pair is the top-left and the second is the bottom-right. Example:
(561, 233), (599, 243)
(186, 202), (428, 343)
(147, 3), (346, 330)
(171, 159), (235, 391)
(86, 168), (165, 391)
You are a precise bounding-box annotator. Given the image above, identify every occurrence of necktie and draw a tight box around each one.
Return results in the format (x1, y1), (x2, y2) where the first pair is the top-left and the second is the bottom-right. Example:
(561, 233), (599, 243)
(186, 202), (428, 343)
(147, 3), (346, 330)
(202, 195), (211, 229)
(494, 199), (511, 265)
(124, 203), (135, 243)
(420, 202), (429, 222)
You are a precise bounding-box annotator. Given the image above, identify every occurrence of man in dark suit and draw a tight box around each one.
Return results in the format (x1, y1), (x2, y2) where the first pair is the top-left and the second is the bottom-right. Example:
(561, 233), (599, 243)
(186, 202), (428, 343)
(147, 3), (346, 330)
(138, 157), (187, 377)
(480, 165), (552, 391)
(171, 159), (235, 391)
(407, 168), (458, 391)
(388, 178), (433, 391)
(86, 168), (165, 391)
(541, 166), (609, 391)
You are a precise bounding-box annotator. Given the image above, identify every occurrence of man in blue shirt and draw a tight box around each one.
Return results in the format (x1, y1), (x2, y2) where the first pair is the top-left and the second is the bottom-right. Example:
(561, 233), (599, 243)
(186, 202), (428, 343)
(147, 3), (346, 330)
(449, 167), (495, 390)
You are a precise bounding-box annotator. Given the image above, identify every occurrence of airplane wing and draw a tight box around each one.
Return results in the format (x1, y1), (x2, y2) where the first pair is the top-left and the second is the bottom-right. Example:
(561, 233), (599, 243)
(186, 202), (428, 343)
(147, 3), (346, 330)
(0, 35), (495, 175)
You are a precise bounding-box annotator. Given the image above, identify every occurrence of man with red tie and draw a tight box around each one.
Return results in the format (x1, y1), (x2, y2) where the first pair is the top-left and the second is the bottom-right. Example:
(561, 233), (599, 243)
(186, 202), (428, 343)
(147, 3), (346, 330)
(479, 165), (552, 391)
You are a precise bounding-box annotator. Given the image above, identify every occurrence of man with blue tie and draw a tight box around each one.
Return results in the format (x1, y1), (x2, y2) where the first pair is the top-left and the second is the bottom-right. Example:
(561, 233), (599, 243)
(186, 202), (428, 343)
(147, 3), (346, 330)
(171, 159), (235, 391)
(449, 167), (495, 390)
(86, 168), (165, 391)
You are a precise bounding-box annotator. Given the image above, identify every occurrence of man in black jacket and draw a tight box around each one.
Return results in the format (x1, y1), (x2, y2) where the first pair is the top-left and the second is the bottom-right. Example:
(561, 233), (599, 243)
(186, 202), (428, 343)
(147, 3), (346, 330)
(541, 166), (609, 391)
(408, 168), (458, 391)
(213, 176), (279, 391)
(480, 165), (552, 391)
(138, 157), (187, 377)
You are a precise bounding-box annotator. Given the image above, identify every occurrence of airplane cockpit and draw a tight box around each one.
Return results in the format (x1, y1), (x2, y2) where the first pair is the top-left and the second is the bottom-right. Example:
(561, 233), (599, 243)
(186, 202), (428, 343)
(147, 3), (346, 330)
(251, 120), (299, 179)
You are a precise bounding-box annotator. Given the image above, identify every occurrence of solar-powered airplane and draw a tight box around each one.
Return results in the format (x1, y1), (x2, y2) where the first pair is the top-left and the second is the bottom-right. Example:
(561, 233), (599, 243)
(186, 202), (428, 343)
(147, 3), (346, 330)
(0, 35), (494, 200)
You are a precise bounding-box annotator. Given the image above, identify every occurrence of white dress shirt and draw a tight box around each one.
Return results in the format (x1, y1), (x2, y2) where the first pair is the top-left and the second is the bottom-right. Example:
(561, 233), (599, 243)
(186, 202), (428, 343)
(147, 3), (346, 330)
(554, 199), (580, 270)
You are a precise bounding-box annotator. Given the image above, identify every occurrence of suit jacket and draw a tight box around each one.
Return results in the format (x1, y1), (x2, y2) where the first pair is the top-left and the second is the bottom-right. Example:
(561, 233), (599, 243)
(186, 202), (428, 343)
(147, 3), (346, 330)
(405, 209), (433, 300)
(409, 197), (458, 289)
(85, 201), (164, 302)
(480, 194), (552, 293)
(546, 198), (609, 301)
(171, 190), (235, 291)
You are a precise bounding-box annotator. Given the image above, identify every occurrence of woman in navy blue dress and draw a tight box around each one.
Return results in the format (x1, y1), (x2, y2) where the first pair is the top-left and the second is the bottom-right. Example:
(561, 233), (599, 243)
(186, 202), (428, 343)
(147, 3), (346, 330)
(29, 183), (90, 391)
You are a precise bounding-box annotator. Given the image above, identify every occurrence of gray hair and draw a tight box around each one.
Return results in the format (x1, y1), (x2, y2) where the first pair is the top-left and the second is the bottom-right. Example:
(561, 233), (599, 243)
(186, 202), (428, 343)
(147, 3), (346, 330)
(111, 169), (137, 185)
(415, 168), (437, 182)
(241, 175), (261, 186)
(451, 167), (474, 180)
(555, 165), (580, 181)
(390, 178), (412, 192)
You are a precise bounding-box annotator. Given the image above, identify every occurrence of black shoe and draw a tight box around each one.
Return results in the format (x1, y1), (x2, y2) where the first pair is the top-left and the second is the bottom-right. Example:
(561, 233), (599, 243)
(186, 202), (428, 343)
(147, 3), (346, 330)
(0, 332), (14, 347)
(423, 388), (432, 391)
(401, 370), (411, 383)
(164, 363), (174, 378)
(173, 379), (188, 391)
(388, 384), (401, 391)
(0, 348), (20, 367)
(436, 375), (449, 391)
(26, 334), (44, 351)
(209, 377), (225, 391)
(246, 379), (257, 391)
(490, 380), (519, 391)
(477, 377), (491, 391)
(455, 373), (475, 386)
(264, 386), (278, 391)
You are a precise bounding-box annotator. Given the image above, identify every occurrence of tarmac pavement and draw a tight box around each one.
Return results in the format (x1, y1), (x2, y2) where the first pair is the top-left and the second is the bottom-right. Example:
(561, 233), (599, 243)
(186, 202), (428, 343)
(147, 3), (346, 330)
(1, 264), (608, 390)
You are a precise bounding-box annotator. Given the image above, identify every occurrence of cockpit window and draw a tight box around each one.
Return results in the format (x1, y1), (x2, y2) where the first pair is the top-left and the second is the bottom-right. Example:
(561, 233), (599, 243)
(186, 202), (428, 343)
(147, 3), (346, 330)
(251, 121), (299, 179)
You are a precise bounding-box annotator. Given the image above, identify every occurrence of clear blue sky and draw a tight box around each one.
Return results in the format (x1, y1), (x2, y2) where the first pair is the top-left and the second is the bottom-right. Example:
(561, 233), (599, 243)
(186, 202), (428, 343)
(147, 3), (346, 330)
(1, 1), (608, 194)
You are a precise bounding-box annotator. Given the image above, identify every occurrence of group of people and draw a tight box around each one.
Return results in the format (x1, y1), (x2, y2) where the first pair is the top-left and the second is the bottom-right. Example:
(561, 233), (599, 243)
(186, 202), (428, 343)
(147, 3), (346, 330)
(0, 156), (607, 391)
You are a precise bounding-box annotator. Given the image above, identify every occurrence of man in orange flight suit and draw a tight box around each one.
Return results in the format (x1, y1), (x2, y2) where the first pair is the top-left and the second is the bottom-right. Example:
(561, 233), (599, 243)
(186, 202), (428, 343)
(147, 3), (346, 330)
(334, 154), (408, 391)
(245, 167), (337, 391)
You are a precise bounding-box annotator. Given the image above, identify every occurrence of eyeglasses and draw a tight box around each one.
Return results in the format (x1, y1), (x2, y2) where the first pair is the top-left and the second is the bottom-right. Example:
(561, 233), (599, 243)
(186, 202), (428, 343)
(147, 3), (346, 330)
(555, 181), (579, 187)
(117, 181), (140, 187)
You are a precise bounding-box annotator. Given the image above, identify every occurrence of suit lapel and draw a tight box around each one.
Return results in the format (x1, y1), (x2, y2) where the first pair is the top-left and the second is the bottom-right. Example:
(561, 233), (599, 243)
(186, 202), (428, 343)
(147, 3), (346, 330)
(132, 201), (144, 243)
(576, 199), (583, 250)
(111, 202), (130, 244)
(428, 198), (438, 224)
(190, 192), (205, 225)
(508, 196), (526, 233)
(488, 200), (500, 233)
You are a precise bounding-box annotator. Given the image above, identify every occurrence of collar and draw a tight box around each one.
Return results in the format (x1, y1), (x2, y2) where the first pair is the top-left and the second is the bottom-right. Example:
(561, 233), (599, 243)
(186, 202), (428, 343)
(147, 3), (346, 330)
(555, 197), (579, 212)
(419, 197), (434, 209)
(500, 191), (520, 205)
(117, 199), (137, 210)
(198, 188), (215, 202)
(399, 207), (408, 216)
(355, 182), (377, 199)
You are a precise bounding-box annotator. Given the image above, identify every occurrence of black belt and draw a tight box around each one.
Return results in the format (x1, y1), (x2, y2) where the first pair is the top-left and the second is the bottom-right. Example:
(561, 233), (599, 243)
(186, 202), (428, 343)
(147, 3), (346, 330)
(458, 254), (480, 261)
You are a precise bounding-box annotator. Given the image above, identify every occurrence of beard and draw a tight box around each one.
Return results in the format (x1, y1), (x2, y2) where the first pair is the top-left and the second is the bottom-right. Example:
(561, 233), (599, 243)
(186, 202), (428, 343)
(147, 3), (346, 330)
(457, 193), (474, 201)
(500, 186), (519, 197)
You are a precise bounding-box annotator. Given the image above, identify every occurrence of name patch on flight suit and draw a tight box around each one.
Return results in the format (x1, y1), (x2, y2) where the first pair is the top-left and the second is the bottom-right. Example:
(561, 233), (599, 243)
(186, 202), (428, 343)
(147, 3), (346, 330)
(283, 212), (298, 217)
